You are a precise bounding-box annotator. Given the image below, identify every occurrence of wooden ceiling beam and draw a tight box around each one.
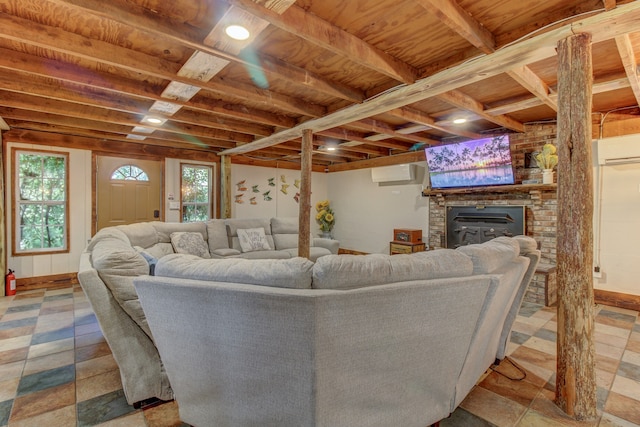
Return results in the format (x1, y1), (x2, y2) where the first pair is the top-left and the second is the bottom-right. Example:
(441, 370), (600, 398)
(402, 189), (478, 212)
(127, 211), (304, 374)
(4, 129), (222, 160)
(5, 122), (231, 152)
(415, 0), (496, 52)
(437, 90), (525, 132)
(226, 0), (419, 84)
(615, 34), (640, 107)
(484, 73), (631, 116)
(350, 120), (431, 145)
(0, 85), (271, 142)
(219, 2), (640, 155)
(0, 102), (253, 145)
(47, 0), (363, 103)
(0, 47), (296, 129)
(418, 0), (557, 112)
(388, 107), (484, 139)
(0, 12), (324, 118)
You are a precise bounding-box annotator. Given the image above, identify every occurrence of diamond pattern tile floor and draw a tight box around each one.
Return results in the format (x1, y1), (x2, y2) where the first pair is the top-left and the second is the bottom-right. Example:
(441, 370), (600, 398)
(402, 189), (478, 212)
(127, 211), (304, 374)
(1, 285), (639, 426)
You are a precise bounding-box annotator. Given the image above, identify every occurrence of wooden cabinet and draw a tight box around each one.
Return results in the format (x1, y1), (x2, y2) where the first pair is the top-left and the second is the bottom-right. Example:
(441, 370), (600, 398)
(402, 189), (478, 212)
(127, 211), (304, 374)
(390, 241), (426, 255)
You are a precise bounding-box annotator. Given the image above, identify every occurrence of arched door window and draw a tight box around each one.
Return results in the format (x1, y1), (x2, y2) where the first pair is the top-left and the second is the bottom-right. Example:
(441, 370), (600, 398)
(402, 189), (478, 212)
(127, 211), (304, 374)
(111, 165), (149, 181)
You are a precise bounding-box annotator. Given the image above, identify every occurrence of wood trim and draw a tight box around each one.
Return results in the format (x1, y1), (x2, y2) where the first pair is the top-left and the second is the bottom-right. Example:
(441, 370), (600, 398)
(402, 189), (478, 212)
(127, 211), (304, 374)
(16, 272), (79, 291)
(595, 289), (640, 312)
(422, 183), (557, 196)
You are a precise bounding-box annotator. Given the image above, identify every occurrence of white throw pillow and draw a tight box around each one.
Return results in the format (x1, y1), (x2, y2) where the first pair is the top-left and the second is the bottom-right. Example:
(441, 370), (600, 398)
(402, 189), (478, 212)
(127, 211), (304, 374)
(170, 232), (211, 259)
(237, 228), (272, 253)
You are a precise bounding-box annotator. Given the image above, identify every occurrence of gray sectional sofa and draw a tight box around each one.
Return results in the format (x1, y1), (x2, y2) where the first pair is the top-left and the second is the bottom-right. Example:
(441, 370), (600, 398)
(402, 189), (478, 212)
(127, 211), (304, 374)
(132, 235), (540, 427)
(77, 217), (339, 406)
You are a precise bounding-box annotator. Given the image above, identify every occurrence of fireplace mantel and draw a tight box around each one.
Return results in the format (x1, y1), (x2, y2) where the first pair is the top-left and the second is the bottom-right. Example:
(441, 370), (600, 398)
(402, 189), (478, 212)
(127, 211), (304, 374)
(422, 183), (557, 197)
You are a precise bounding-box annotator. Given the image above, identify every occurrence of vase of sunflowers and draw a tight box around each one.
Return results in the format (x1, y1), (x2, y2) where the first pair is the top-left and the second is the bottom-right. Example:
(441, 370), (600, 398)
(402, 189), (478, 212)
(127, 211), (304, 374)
(535, 143), (558, 184)
(315, 200), (335, 238)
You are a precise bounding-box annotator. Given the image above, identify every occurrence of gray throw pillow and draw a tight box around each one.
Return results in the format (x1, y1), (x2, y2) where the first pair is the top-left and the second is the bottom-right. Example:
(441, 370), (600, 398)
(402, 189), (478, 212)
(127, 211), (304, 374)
(170, 232), (211, 258)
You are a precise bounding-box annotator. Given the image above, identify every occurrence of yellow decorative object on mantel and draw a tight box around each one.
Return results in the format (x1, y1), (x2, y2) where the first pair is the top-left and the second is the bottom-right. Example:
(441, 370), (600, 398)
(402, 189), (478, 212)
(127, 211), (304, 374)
(535, 144), (558, 184)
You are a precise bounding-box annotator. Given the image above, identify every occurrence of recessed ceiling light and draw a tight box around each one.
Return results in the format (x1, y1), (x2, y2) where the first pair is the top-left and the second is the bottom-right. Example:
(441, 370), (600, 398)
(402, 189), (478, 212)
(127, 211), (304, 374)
(326, 146), (337, 151)
(453, 118), (467, 124)
(145, 117), (163, 124)
(225, 25), (250, 41)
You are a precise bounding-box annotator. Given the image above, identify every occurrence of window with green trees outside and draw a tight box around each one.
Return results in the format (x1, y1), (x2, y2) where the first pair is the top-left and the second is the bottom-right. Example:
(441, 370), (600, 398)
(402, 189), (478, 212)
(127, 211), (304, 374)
(181, 164), (213, 222)
(14, 150), (69, 254)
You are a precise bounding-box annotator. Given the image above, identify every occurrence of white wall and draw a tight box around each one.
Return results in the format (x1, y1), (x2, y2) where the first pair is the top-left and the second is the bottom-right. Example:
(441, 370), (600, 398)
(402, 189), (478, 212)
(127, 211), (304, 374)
(230, 164), (329, 229)
(593, 134), (640, 296)
(327, 163), (429, 254)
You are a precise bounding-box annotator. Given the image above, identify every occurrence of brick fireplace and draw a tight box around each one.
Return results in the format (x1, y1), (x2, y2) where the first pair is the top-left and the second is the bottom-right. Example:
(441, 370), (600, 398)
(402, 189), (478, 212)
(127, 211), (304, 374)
(425, 124), (558, 305)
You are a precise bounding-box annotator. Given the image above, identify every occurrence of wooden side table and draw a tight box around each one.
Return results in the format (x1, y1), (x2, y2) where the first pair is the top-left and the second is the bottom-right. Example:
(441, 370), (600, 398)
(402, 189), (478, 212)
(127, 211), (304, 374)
(390, 241), (426, 255)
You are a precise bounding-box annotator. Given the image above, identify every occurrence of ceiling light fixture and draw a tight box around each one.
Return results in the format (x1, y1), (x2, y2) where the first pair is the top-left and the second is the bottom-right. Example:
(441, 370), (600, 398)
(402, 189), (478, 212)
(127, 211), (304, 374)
(453, 118), (467, 124)
(326, 146), (337, 151)
(225, 25), (250, 41)
(145, 117), (163, 124)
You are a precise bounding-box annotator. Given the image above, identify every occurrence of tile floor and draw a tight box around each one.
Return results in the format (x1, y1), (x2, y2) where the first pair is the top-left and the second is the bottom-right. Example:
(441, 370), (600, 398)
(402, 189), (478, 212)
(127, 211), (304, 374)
(1, 283), (639, 426)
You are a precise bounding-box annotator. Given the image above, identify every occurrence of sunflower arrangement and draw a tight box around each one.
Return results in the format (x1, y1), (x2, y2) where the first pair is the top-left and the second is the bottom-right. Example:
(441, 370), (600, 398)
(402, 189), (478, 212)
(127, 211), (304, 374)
(315, 200), (335, 233)
(535, 143), (558, 170)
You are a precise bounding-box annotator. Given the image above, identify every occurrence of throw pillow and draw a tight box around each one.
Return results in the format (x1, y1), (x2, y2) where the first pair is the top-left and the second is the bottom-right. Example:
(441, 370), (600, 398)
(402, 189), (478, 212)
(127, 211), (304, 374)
(170, 232), (211, 259)
(237, 227), (271, 253)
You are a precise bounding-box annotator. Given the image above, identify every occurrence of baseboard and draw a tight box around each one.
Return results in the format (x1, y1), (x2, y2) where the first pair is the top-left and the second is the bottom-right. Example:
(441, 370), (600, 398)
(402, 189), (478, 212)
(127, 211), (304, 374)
(16, 273), (79, 291)
(594, 289), (640, 312)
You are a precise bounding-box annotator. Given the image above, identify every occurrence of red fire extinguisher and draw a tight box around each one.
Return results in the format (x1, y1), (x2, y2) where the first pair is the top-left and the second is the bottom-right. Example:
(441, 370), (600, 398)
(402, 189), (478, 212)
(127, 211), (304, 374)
(5, 269), (16, 296)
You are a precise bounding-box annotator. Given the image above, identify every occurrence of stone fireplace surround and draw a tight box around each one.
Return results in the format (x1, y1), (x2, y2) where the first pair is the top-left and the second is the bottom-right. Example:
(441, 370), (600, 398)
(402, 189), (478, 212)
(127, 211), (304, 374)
(425, 124), (558, 305)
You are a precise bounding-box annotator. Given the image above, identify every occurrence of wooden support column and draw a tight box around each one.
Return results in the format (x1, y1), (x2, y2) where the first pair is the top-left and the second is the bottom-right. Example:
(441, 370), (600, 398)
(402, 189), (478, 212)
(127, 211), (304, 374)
(555, 32), (597, 421)
(0, 135), (5, 296)
(220, 155), (232, 219)
(297, 129), (312, 259)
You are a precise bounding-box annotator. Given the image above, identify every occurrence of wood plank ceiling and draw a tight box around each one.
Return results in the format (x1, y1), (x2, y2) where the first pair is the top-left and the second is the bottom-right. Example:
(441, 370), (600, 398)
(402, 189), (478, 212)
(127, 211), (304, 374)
(0, 0), (639, 170)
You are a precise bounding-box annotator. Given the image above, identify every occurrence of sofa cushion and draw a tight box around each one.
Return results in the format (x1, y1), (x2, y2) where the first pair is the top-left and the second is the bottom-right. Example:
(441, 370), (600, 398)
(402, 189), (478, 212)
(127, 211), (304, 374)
(87, 227), (130, 251)
(206, 219), (230, 252)
(117, 222), (159, 249)
(513, 235), (538, 255)
(456, 237), (519, 274)
(153, 221), (207, 243)
(312, 249), (473, 290)
(211, 248), (242, 257)
(155, 254), (313, 289)
(237, 228), (272, 252)
(281, 247), (331, 262)
(133, 243), (174, 275)
(91, 238), (154, 337)
(170, 232), (211, 258)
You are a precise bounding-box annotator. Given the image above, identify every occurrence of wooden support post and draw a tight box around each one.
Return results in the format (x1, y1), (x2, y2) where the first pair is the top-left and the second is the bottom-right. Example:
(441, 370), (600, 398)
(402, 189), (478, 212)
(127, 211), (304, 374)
(555, 32), (597, 421)
(298, 129), (312, 259)
(0, 135), (5, 296)
(220, 155), (232, 219)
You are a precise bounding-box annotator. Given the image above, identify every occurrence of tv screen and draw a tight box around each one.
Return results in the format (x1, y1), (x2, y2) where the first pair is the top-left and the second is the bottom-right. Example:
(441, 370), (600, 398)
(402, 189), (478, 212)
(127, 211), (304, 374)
(425, 135), (515, 189)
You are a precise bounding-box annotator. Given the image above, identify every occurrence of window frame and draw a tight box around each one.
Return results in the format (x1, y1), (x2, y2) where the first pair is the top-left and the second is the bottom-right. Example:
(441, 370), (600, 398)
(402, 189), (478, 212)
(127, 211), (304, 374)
(180, 163), (214, 223)
(12, 148), (70, 256)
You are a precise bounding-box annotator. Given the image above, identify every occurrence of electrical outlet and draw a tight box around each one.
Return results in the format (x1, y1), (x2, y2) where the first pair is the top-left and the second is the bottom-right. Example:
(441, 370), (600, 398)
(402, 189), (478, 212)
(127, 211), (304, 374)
(593, 267), (602, 278)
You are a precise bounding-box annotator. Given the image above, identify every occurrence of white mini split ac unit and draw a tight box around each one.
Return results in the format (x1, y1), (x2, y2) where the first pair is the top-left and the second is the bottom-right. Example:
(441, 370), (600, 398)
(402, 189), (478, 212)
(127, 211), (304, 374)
(371, 164), (416, 183)
(597, 135), (640, 165)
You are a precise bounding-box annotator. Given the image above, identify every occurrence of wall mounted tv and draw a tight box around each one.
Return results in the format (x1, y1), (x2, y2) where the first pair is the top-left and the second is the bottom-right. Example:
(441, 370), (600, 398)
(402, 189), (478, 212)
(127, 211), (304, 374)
(425, 135), (515, 189)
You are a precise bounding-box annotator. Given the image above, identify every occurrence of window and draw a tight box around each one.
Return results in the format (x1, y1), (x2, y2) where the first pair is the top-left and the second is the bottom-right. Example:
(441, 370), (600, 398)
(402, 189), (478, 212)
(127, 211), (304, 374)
(181, 164), (212, 222)
(14, 149), (69, 254)
(111, 165), (149, 181)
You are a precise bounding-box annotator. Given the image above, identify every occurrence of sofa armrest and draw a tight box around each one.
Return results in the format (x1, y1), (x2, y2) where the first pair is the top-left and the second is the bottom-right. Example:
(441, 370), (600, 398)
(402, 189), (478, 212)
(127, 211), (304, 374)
(313, 237), (339, 254)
